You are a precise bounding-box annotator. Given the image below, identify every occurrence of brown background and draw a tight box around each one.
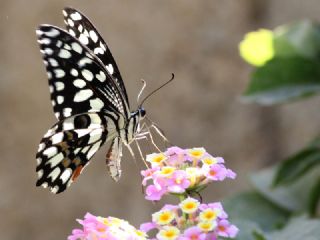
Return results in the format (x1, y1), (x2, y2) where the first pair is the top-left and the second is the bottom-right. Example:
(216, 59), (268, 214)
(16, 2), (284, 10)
(1, 0), (320, 239)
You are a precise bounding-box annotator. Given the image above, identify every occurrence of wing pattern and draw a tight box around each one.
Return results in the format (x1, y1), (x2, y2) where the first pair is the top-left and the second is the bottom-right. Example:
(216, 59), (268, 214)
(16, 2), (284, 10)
(62, 7), (129, 107)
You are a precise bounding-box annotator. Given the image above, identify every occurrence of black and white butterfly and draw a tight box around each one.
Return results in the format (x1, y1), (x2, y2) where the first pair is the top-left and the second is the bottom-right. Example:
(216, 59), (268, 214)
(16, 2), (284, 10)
(35, 7), (170, 194)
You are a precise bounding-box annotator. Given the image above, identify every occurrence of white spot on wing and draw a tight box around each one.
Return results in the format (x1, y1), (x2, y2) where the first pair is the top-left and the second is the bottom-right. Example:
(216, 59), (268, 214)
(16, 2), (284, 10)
(44, 28), (60, 37)
(82, 69), (94, 81)
(54, 69), (65, 78)
(63, 108), (72, 117)
(70, 69), (78, 76)
(70, 12), (82, 21)
(48, 58), (58, 67)
(61, 168), (72, 184)
(106, 64), (114, 74)
(38, 143), (45, 152)
(51, 186), (59, 194)
(89, 30), (98, 43)
(94, 47), (104, 55)
(57, 96), (64, 104)
(58, 49), (71, 59)
(37, 169), (44, 179)
(67, 18), (74, 27)
(43, 146), (57, 158)
(63, 118), (74, 130)
(71, 42), (82, 54)
(48, 168), (61, 181)
(48, 153), (64, 168)
(51, 132), (64, 144)
(90, 98), (104, 111)
(79, 34), (89, 45)
(55, 82), (65, 91)
(88, 129), (103, 144)
(74, 89), (93, 102)
(96, 71), (106, 82)
(73, 79), (86, 88)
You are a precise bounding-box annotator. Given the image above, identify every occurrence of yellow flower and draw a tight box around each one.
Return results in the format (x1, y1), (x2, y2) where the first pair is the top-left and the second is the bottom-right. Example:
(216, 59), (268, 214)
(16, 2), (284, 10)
(179, 197), (200, 214)
(239, 29), (275, 66)
(159, 166), (176, 177)
(197, 221), (217, 232)
(201, 156), (218, 166)
(146, 153), (166, 166)
(199, 208), (221, 222)
(156, 226), (180, 240)
(152, 210), (175, 225)
(188, 148), (206, 159)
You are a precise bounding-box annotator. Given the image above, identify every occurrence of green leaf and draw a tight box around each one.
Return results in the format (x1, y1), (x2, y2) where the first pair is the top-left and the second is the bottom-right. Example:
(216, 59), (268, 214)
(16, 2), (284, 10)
(251, 166), (320, 212)
(243, 57), (320, 105)
(308, 176), (320, 217)
(268, 216), (320, 239)
(223, 191), (290, 232)
(273, 148), (320, 186)
(274, 20), (320, 59)
(228, 220), (266, 240)
(252, 230), (267, 240)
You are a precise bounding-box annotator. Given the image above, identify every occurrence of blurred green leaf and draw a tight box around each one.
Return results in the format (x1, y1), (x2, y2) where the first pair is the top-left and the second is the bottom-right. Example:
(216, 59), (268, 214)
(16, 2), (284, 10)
(274, 20), (320, 59)
(273, 148), (320, 186)
(267, 216), (320, 239)
(252, 230), (267, 240)
(251, 166), (320, 212)
(223, 191), (289, 232)
(243, 57), (320, 105)
(308, 176), (320, 217)
(228, 220), (266, 240)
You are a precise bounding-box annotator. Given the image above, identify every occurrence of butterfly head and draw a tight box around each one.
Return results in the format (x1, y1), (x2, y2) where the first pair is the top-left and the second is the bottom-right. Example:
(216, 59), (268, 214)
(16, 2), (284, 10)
(139, 107), (146, 119)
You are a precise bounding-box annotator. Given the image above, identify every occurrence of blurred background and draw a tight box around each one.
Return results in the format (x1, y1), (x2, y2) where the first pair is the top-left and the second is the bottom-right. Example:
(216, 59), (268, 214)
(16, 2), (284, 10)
(1, 0), (320, 239)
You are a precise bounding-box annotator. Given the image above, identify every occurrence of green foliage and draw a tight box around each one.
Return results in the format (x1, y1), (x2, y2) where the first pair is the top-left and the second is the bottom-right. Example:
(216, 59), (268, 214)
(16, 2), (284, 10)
(240, 20), (320, 104)
(236, 18), (320, 239)
(273, 137), (320, 186)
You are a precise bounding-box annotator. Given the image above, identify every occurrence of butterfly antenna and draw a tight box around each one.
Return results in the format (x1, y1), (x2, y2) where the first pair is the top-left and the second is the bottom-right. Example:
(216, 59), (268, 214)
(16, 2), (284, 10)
(137, 79), (147, 103)
(139, 73), (175, 107)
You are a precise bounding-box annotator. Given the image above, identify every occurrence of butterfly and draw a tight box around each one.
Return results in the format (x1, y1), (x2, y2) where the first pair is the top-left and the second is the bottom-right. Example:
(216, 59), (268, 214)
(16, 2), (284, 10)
(35, 7), (170, 194)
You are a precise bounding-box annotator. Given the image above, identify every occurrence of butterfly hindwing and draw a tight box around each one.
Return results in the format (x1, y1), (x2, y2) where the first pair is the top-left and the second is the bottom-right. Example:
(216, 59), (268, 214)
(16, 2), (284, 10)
(36, 25), (128, 120)
(62, 7), (129, 107)
(36, 113), (119, 193)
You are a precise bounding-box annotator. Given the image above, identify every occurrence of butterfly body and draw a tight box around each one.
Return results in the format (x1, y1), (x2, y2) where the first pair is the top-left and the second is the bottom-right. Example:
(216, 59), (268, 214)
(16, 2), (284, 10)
(35, 8), (147, 194)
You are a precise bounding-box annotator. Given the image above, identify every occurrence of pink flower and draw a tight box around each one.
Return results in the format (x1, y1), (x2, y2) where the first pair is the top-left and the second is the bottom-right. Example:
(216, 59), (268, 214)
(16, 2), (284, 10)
(203, 164), (228, 181)
(167, 170), (191, 193)
(199, 202), (228, 219)
(141, 167), (159, 186)
(227, 169), (237, 179)
(145, 183), (167, 201)
(217, 219), (239, 238)
(140, 222), (157, 232)
(179, 226), (206, 240)
(165, 146), (190, 165)
(68, 213), (146, 240)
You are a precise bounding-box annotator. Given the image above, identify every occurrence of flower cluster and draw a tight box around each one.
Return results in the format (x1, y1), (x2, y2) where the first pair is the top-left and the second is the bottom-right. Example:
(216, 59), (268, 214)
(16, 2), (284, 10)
(140, 197), (238, 239)
(68, 213), (147, 240)
(141, 147), (236, 201)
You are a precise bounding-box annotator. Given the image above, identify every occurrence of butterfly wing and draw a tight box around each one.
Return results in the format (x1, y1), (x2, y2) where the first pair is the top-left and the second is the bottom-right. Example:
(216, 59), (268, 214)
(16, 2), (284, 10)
(62, 7), (129, 107)
(106, 137), (123, 181)
(36, 112), (119, 193)
(36, 25), (129, 120)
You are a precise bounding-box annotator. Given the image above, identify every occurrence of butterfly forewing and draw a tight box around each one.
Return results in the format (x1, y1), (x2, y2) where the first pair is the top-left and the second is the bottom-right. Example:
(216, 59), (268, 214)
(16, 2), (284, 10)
(62, 7), (129, 107)
(37, 25), (128, 120)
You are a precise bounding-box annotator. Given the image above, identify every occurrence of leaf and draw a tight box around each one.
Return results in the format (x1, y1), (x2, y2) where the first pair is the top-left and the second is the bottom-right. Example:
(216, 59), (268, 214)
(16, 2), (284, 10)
(267, 216), (320, 240)
(229, 220), (266, 240)
(308, 176), (320, 217)
(251, 166), (320, 212)
(223, 191), (290, 232)
(274, 20), (320, 59)
(242, 57), (320, 105)
(273, 148), (320, 186)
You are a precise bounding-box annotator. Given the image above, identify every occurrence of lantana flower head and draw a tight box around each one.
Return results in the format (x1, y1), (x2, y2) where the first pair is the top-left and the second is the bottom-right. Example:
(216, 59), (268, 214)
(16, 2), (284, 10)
(68, 213), (147, 240)
(140, 197), (238, 239)
(142, 146), (236, 201)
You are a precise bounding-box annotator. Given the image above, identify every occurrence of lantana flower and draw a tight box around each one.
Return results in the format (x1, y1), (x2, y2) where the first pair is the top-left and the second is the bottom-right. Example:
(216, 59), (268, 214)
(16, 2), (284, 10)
(142, 147), (236, 201)
(68, 213), (147, 240)
(140, 197), (238, 239)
